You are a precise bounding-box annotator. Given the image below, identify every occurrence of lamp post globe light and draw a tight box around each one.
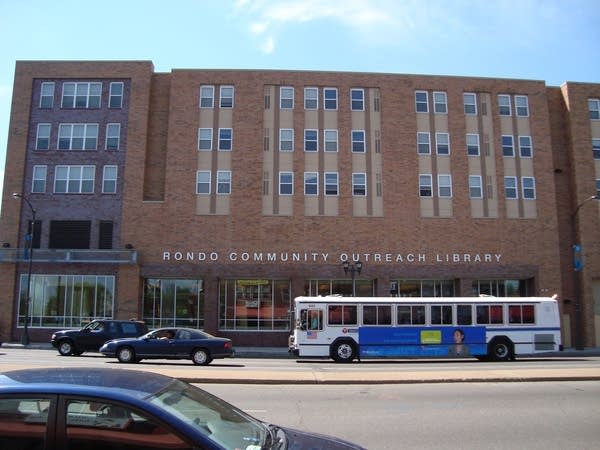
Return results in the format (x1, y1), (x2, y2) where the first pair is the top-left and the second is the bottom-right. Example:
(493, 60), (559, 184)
(342, 260), (363, 297)
(12, 192), (36, 346)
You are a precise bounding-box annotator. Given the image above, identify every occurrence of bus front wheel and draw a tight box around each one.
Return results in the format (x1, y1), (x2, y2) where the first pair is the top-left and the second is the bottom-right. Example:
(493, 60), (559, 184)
(331, 341), (356, 363)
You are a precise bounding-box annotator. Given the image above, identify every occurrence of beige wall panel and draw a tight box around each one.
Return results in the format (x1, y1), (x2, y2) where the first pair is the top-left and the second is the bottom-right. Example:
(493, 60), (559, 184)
(353, 197), (368, 216)
(279, 197), (293, 216)
(218, 109), (233, 127)
(324, 152), (338, 171)
(468, 156), (482, 174)
(351, 111), (366, 129)
(304, 197), (319, 216)
(465, 116), (479, 133)
(416, 114), (430, 131)
(590, 121), (600, 136)
(503, 158), (517, 176)
(470, 199), (485, 218)
(418, 156), (433, 172)
(304, 111), (318, 129)
(352, 153), (367, 171)
(199, 109), (214, 127)
(323, 112), (338, 129)
(499, 116), (513, 135)
(279, 152), (294, 170)
(217, 151), (231, 169)
(505, 201), (520, 218)
(523, 201), (538, 218)
(420, 198), (435, 217)
(195, 196), (211, 214)
(304, 153), (319, 172)
(215, 197), (230, 215)
(438, 199), (453, 217)
(433, 114), (448, 132)
(436, 156), (451, 173)
(520, 158), (534, 177)
(516, 117), (531, 136)
(197, 152), (213, 167)
(279, 110), (293, 128)
(323, 197), (338, 216)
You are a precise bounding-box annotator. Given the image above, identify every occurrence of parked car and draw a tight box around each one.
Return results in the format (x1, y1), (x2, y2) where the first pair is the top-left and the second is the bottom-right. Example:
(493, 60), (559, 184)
(51, 319), (148, 356)
(0, 367), (365, 450)
(100, 327), (233, 365)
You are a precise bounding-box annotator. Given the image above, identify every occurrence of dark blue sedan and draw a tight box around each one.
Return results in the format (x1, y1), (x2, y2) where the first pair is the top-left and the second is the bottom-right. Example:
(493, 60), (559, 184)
(0, 367), (366, 450)
(100, 328), (233, 365)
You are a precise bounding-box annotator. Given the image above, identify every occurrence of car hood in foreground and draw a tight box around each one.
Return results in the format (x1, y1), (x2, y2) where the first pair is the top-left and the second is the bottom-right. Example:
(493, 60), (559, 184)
(281, 426), (367, 450)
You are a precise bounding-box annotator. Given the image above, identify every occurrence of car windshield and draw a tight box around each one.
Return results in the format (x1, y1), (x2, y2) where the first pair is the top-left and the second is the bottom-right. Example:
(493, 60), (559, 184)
(147, 378), (268, 449)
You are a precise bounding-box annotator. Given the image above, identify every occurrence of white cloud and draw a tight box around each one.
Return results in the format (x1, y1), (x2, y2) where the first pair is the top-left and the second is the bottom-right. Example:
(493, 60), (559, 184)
(260, 36), (275, 54)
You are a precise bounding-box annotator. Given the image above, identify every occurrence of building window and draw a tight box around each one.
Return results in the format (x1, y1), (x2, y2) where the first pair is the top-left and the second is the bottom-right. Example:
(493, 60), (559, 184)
(417, 132), (431, 154)
(200, 85), (214, 108)
(279, 129), (293, 151)
(99, 221), (113, 249)
(519, 136), (532, 158)
(198, 128), (212, 151)
(515, 95), (529, 116)
(279, 172), (294, 195)
(593, 138), (600, 159)
(58, 123), (98, 150)
(102, 165), (117, 193)
(433, 91), (447, 113)
(220, 86), (234, 108)
(589, 99), (600, 120)
(419, 174), (433, 197)
(466, 133), (480, 156)
(324, 129), (338, 152)
(436, 132), (450, 155)
(105, 123), (121, 150)
(463, 93), (477, 115)
(280, 86), (294, 109)
(109, 82), (123, 108)
(304, 129), (318, 152)
(396, 279), (455, 297)
(415, 91), (428, 113)
(498, 94), (511, 116)
(32, 165), (47, 193)
(473, 279), (528, 297)
(36, 123), (51, 150)
(61, 82), (102, 108)
(352, 130), (366, 152)
(504, 176), (518, 199)
(54, 165), (95, 193)
(217, 171), (231, 194)
(469, 175), (483, 198)
(522, 177), (536, 199)
(304, 87), (318, 109)
(40, 82), (55, 108)
(438, 174), (452, 198)
(324, 88), (337, 110)
(325, 172), (338, 195)
(352, 173), (367, 196)
(304, 172), (318, 195)
(502, 135), (514, 157)
(196, 171), (211, 194)
(144, 278), (204, 329)
(351, 88), (364, 111)
(218, 128), (232, 151)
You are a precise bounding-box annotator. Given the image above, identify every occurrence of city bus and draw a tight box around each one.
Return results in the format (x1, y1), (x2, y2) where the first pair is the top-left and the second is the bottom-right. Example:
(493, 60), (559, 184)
(288, 295), (562, 362)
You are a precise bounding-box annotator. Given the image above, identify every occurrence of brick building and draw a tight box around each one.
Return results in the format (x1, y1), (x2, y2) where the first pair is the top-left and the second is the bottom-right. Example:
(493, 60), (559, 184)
(1, 61), (599, 347)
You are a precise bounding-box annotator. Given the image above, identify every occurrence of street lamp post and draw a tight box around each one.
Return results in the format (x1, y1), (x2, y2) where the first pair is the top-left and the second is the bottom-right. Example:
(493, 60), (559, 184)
(12, 192), (36, 346)
(342, 260), (362, 297)
(571, 195), (599, 350)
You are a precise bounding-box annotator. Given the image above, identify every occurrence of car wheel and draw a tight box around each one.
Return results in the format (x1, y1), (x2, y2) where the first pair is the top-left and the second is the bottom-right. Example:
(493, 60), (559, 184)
(192, 348), (212, 365)
(331, 341), (356, 363)
(117, 346), (136, 363)
(58, 340), (74, 356)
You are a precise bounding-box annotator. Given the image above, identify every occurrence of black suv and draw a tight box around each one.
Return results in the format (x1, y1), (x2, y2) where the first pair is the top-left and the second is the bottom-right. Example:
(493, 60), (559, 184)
(51, 319), (148, 356)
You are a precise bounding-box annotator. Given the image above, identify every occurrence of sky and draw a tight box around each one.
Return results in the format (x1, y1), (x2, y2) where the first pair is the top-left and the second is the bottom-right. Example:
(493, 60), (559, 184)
(1, 0), (599, 210)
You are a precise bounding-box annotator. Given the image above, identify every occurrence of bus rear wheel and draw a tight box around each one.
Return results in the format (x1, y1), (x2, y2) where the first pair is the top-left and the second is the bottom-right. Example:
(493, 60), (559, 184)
(331, 341), (356, 363)
(488, 338), (513, 362)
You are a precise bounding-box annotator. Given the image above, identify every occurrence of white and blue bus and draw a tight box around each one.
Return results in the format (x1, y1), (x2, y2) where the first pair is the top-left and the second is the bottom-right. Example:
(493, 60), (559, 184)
(288, 295), (562, 362)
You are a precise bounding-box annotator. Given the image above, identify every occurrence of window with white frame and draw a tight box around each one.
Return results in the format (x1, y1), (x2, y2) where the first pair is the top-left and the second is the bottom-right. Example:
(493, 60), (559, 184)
(105, 123), (121, 150)
(515, 95), (529, 116)
(279, 172), (293, 195)
(325, 172), (338, 195)
(54, 165), (95, 193)
(433, 92), (447, 113)
(504, 176), (518, 199)
(519, 136), (532, 157)
(438, 174), (452, 197)
(304, 87), (318, 109)
(589, 99), (600, 120)
(218, 128), (232, 151)
(417, 132), (431, 154)
(61, 82), (101, 108)
(419, 174), (433, 197)
(280, 86), (294, 109)
(498, 94), (511, 116)
(521, 177), (536, 199)
(324, 88), (337, 110)
(200, 85), (214, 108)
(102, 165), (118, 193)
(469, 175), (483, 198)
(501, 135), (514, 157)
(593, 138), (600, 159)
(32, 165), (47, 193)
(352, 130), (366, 152)
(352, 173), (367, 196)
(436, 132), (450, 155)
(466, 133), (480, 156)
(58, 124), (98, 150)
(220, 86), (234, 108)
(217, 171), (231, 194)
(324, 129), (338, 152)
(304, 129), (318, 151)
(415, 91), (428, 112)
(36, 123), (51, 150)
(279, 129), (293, 151)
(196, 171), (211, 194)
(198, 128), (213, 151)
(109, 82), (124, 108)
(463, 93), (477, 115)
(351, 88), (364, 111)
(304, 172), (318, 195)
(40, 82), (55, 108)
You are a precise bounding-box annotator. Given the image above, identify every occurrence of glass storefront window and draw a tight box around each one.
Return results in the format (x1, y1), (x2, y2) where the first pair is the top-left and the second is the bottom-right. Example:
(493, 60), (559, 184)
(396, 279), (455, 297)
(472, 279), (528, 297)
(304, 279), (374, 297)
(142, 279), (204, 329)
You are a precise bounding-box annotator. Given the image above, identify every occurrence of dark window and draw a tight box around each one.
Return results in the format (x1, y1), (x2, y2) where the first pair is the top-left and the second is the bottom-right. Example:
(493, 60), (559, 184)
(29, 220), (42, 249)
(98, 221), (113, 249)
(49, 221), (91, 249)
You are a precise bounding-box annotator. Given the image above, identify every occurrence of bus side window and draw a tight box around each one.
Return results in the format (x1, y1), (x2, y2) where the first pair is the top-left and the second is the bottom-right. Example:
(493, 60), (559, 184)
(307, 310), (322, 330)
